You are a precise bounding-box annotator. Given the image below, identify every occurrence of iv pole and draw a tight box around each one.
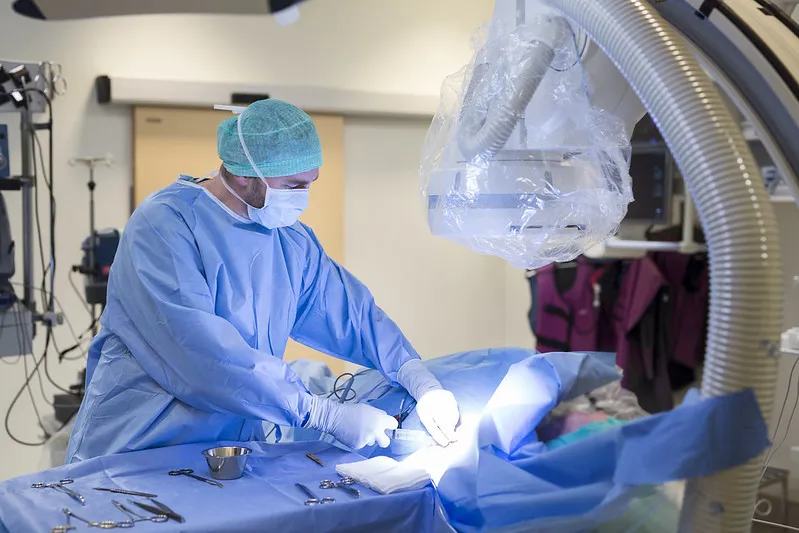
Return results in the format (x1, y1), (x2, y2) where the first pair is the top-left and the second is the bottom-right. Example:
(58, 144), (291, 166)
(69, 156), (112, 337)
(19, 107), (35, 314)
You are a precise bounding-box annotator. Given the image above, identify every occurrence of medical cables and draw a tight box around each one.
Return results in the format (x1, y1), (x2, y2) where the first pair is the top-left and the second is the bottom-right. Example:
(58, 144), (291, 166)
(4, 285), (88, 446)
(761, 353), (799, 475)
(2, 90), (87, 446)
(264, 369), (394, 442)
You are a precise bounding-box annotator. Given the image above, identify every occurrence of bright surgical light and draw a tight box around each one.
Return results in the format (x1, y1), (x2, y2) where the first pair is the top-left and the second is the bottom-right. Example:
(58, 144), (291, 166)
(400, 358), (559, 485)
(478, 362), (556, 454)
(401, 412), (481, 485)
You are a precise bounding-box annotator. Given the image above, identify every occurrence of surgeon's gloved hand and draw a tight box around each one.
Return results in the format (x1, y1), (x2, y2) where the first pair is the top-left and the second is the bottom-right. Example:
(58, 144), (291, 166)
(416, 389), (460, 446)
(305, 395), (398, 450)
(397, 359), (461, 446)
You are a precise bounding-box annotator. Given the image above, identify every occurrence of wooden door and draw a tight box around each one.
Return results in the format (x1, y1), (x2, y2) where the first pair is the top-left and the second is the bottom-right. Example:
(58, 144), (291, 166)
(133, 106), (345, 375)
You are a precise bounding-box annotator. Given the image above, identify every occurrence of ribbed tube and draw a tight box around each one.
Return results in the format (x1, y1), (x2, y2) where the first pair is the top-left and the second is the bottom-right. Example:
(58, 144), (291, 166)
(457, 48), (553, 160)
(547, 0), (783, 531)
(457, 16), (572, 160)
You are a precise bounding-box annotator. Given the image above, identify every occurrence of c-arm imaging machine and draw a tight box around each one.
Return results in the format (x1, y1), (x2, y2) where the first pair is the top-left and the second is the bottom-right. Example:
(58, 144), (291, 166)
(444, 0), (799, 530)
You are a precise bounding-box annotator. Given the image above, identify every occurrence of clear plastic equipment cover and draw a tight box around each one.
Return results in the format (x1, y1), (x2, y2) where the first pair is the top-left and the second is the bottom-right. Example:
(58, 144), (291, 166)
(419, 3), (633, 269)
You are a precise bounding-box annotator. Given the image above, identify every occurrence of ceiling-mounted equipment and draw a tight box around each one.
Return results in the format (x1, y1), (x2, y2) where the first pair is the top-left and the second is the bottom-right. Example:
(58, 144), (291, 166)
(11, 0), (310, 23)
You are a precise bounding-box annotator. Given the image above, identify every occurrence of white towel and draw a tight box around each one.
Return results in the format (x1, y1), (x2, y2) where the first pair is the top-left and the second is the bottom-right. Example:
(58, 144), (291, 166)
(336, 456), (431, 494)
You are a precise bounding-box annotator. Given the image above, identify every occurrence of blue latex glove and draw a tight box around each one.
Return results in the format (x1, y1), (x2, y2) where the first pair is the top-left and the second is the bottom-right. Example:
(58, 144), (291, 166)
(306, 395), (398, 449)
(398, 359), (460, 445)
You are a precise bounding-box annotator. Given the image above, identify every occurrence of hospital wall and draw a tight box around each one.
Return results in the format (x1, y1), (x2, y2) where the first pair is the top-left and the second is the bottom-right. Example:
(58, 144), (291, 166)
(0, 0), (541, 481)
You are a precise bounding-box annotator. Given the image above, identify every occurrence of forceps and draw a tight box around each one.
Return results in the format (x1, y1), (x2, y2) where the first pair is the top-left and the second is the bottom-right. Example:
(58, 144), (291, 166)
(319, 479), (360, 499)
(93, 487), (158, 498)
(112, 500), (168, 525)
(296, 483), (335, 505)
(168, 468), (224, 487)
(130, 499), (185, 524)
(305, 453), (325, 467)
(32, 479), (86, 505)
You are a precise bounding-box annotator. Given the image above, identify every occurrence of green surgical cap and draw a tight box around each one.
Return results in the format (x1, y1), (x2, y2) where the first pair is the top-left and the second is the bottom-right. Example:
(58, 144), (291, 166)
(217, 99), (323, 178)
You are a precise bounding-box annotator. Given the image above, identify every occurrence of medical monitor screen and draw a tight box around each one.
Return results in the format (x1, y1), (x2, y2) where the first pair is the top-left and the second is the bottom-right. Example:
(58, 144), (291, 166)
(625, 147), (673, 224)
(625, 115), (673, 225)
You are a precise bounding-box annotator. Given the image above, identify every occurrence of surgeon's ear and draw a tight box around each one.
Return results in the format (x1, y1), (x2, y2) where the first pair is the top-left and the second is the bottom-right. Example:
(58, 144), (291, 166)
(232, 175), (252, 187)
(220, 166), (251, 187)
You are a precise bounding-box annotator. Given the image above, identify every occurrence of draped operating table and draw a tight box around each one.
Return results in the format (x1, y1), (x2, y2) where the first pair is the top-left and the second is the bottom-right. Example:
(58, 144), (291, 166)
(0, 440), (449, 533)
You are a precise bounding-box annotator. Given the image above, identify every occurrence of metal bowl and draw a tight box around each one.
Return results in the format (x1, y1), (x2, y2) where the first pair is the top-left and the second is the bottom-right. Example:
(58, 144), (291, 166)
(202, 446), (251, 480)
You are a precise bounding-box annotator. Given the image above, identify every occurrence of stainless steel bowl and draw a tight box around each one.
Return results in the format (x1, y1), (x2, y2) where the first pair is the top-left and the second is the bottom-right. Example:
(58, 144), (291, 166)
(202, 446), (251, 480)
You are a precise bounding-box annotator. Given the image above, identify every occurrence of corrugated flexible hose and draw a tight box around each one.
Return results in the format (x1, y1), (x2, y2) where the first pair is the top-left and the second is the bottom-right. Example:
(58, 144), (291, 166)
(457, 51), (553, 160)
(546, 0), (783, 531)
(457, 17), (570, 160)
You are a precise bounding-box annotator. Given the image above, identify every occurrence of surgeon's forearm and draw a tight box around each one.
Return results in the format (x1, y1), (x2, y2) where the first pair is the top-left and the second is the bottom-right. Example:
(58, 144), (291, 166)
(396, 358), (442, 400)
(168, 355), (312, 426)
(191, 367), (314, 426)
(358, 295), (421, 378)
(144, 346), (314, 427)
(292, 267), (420, 383)
(122, 305), (314, 427)
(292, 228), (421, 386)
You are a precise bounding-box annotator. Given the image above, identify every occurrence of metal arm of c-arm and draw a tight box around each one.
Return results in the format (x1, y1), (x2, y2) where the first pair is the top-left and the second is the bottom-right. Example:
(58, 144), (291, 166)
(491, 0), (704, 255)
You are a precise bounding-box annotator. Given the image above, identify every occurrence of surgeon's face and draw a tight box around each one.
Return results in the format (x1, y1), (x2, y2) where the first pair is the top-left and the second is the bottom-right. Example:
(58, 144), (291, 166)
(242, 177), (268, 208)
(243, 168), (320, 208)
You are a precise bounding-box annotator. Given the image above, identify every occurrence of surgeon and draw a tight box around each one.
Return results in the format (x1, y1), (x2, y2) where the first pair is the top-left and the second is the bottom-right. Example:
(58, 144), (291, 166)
(65, 99), (460, 462)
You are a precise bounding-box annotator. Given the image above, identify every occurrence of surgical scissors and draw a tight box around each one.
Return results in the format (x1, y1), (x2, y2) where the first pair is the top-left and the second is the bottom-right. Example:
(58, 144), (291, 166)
(296, 483), (335, 505)
(168, 468), (224, 487)
(112, 500), (168, 525)
(32, 479), (86, 506)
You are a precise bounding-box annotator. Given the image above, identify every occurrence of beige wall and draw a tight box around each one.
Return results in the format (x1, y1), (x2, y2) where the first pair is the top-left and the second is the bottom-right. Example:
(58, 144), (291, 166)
(343, 116), (515, 360)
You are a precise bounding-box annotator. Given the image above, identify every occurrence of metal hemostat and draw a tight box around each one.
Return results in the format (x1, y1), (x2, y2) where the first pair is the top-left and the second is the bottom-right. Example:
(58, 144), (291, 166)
(296, 483), (335, 505)
(111, 500), (168, 525)
(168, 468), (223, 488)
(31, 479), (85, 506)
(319, 479), (360, 499)
(61, 507), (120, 529)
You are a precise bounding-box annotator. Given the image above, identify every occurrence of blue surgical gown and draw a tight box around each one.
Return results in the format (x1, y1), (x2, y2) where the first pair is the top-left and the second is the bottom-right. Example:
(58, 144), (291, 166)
(65, 176), (420, 463)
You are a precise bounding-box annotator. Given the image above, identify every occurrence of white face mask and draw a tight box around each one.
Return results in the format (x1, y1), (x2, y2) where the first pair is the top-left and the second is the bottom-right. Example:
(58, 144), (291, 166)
(221, 113), (310, 229)
(221, 176), (308, 229)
